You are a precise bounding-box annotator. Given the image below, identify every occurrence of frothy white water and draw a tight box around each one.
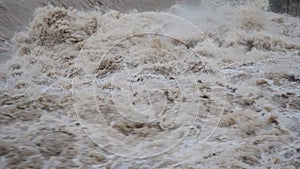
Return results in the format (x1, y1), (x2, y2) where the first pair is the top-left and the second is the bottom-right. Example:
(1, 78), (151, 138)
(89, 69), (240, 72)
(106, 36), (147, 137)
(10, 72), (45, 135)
(0, 1), (300, 168)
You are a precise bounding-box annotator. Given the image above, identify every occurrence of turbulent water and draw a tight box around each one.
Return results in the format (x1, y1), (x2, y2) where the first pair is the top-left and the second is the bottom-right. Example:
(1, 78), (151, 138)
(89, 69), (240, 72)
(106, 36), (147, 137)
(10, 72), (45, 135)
(0, 0), (300, 168)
